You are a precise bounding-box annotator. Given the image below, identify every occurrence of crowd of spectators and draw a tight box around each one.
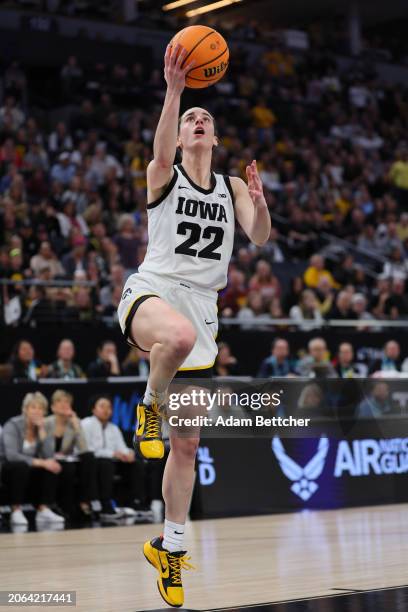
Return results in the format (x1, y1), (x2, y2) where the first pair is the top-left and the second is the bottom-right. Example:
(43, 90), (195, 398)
(215, 337), (407, 420)
(1, 29), (408, 330)
(2, 338), (149, 381)
(3, 334), (408, 383)
(216, 337), (408, 380)
(0, 389), (163, 530)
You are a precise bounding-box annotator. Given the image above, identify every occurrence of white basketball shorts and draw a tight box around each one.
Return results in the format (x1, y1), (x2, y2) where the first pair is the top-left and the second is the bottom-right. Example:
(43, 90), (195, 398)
(117, 271), (218, 373)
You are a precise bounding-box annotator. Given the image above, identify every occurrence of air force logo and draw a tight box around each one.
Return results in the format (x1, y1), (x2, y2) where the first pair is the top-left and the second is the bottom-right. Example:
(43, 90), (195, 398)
(272, 436), (329, 501)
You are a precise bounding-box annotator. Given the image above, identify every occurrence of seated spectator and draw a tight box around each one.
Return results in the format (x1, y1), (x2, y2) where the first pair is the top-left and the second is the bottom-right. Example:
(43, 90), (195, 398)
(258, 227), (285, 263)
(121, 347), (150, 377)
(101, 284), (122, 320)
(45, 390), (94, 520)
(335, 342), (365, 378)
(81, 396), (147, 519)
(113, 214), (139, 272)
(62, 176), (88, 215)
(251, 97), (277, 130)
(352, 265), (369, 294)
(267, 296), (288, 329)
(48, 339), (85, 379)
(5, 249), (26, 311)
(61, 234), (88, 277)
(382, 247), (408, 280)
(235, 247), (255, 274)
(50, 151), (76, 186)
(9, 339), (47, 381)
(315, 276), (335, 316)
(296, 383), (326, 418)
(0, 392), (64, 527)
(333, 253), (355, 287)
(389, 148), (408, 206)
(357, 382), (399, 418)
(357, 224), (378, 252)
(26, 168), (48, 200)
(370, 274), (391, 318)
(87, 142), (123, 188)
(23, 285), (55, 327)
(48, 122), (73, 157)
(368, 340), (402, 375)
(297, 337), (337, 378)
(219, 269), (248, 316)
(350, 293), (376, 330)
(303, 255), (339, 289)
(23, 142), (49, 172)
(99, 263), (125, 308)
(0, 96), (25, 131)
(57, 199), (89, 240)
(248, 260), (281, 299)
(327, 290), (355, 320)
(71, 98), (95, 133)
(289, 289), (323, 331)
(283, 276), (304, 312)
(237, 291), (269, 329)
(257, 338), (296, 377)
(384, 277), (408, 318)
(30, 241), (65, 278)
(214, 342), (239, 376)
(87, 340), (121, 378)
(396, 212), (408, 242)
(64, 287), (95, 323)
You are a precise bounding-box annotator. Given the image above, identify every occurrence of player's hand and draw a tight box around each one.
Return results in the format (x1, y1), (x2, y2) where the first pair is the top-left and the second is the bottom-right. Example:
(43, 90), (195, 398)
(246, 160), (267, 208)
(164, 43), (195, 95)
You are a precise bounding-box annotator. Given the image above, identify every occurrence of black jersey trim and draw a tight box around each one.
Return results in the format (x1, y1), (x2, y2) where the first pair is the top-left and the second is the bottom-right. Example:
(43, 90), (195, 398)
(124, 293), (160, 351)
(175, 367), (213, 379)
(147, 167), (178, 210)
(177, 163), (216, 195)
(224, 175), (235, 206)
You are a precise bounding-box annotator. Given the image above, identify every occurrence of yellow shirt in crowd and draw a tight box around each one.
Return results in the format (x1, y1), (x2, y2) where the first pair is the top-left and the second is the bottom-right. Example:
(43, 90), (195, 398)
(251, 105), (277, 129)
(390, 160), (408, 190)
(304, 266), (340, 289)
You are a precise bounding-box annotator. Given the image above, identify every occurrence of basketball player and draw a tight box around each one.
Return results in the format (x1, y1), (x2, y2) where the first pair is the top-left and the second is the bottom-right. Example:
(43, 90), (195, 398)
(118, 43), (271, 607)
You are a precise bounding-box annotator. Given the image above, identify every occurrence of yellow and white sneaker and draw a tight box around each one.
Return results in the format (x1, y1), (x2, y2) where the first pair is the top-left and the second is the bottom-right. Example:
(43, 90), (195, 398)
(133, 402), (164, 460)
(143, 537), (195, 608)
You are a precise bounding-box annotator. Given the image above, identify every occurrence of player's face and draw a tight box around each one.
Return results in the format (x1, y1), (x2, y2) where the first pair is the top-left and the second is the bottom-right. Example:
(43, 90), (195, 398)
(178, 108), (218, 152)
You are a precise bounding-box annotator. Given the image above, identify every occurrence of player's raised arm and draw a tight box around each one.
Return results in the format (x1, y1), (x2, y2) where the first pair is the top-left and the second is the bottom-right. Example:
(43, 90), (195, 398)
(231, 160), (271, 246)
(147, 44), (195, 198)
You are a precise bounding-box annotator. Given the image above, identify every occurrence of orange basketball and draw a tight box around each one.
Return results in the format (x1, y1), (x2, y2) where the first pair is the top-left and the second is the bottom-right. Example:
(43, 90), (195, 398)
(170, 25), (229, 89)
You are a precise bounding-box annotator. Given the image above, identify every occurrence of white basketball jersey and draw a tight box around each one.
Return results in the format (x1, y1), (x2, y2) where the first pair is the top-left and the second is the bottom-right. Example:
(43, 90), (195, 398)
(139, 164), (235, 291)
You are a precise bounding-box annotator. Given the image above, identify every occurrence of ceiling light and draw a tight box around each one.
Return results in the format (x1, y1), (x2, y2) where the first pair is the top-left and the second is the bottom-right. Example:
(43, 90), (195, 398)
(163, 0), (199, 11)
(186, 0), (242, 17)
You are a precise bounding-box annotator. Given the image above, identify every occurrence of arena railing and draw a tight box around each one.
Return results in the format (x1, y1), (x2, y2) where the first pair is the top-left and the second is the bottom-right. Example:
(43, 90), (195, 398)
(2, 280), (408, 329)
(0, 279), (97, 288)
(320, 232), (387, 266)
(269, 215), (380, 280)
(219, 318), (408, 328)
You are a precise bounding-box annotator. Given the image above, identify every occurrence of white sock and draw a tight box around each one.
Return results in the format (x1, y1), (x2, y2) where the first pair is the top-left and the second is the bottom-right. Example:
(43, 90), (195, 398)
(143, 382), (166, 407)
(162, 519), (185, 552)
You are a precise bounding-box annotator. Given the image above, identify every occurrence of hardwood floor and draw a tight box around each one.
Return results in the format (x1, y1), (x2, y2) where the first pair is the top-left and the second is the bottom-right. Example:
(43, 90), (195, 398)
(0, 504), (407, 612)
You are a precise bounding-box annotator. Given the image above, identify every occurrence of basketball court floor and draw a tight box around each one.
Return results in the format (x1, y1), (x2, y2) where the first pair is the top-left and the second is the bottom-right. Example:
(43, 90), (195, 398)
(1, 503), (407, 612)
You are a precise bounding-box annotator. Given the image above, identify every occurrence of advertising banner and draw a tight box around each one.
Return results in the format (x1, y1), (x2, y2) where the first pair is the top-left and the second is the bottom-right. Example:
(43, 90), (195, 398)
(1, 379), (408, 518)
(194, 429), (408, 518)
